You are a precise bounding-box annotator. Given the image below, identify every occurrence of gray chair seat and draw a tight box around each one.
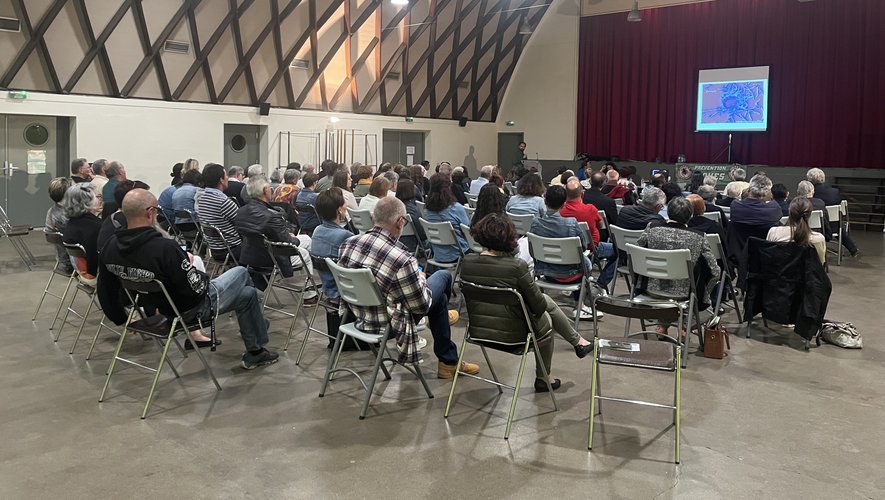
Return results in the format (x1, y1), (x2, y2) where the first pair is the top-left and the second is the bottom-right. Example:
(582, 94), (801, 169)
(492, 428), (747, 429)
(338, 323), (385, 345)
(597, 338), (677, 371)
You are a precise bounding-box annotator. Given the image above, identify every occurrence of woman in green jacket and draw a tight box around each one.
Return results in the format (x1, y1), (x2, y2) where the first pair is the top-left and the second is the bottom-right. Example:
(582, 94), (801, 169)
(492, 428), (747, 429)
(459, 213), (593, 392)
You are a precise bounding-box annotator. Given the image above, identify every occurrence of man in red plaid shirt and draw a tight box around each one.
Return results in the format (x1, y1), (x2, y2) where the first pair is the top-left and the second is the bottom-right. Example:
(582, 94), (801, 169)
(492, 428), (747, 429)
(337, 197), (480, 379)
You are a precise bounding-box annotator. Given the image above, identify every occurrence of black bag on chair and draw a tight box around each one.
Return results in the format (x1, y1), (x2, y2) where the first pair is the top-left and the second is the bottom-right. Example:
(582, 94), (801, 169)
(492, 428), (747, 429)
(326, 310), (370, 351)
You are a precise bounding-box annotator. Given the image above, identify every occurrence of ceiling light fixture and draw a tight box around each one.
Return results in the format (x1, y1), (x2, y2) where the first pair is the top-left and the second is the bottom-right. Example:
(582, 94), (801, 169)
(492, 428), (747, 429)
(627, 1), (642, 22)
(391, 0), (409, 5)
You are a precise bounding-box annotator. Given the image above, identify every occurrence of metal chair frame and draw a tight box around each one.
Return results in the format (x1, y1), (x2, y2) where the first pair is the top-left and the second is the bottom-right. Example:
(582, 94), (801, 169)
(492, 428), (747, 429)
(33, 230), (76, 329)
(261, 239), (315, 348)
(444, 281), (558, 439)
(57, 243), (118, 356)
(824, 203), (843, 265)
(174, 208), (204, 255)
(294, 255), (346, 363)
(319, 258), (433, 419)
(0, 204), (35, 270)
(706, 233), (743, 323)
(200, 224), (240, 278)
(99, 278), (221, 419)
(294, 203), (320, 235)
(587, 294), (683, 463)
(608, 225), (645, 295)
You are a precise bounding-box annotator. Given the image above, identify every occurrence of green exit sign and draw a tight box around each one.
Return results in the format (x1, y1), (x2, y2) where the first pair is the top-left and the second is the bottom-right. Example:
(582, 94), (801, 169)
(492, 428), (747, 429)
(505, 120), (515, 126)
(7, 90), (28, 100)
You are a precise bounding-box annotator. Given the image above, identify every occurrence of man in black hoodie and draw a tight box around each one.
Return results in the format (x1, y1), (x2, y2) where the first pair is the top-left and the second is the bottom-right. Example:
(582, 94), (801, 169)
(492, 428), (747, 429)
(97, 189), (279, 370)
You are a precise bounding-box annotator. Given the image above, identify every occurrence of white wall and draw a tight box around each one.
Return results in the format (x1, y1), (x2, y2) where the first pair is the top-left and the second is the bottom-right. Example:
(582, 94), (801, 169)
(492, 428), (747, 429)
(0, 92), (497, 196)
(496, 0), (580, 160)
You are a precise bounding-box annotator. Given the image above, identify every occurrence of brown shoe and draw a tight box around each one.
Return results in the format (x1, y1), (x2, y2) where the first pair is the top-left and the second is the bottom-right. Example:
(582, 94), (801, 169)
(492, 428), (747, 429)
(437, 360), (480, 379)
(448, 310), (460, 325)
(302, 296), (318, 307)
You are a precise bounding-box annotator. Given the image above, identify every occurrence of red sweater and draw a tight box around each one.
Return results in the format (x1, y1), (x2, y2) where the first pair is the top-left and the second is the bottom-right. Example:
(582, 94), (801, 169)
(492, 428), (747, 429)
(560, 199), (601, 246)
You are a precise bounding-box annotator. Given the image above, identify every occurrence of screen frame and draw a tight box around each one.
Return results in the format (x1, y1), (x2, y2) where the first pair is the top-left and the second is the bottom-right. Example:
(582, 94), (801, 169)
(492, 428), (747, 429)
(694, 66), (770, 133)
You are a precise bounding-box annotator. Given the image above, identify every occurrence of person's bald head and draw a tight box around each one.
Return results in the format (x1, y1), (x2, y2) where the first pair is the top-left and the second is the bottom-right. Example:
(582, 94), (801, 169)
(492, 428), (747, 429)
(565, 176), (583, 200)
(606, 169), (620, 183)
(122, 188), (157, 228)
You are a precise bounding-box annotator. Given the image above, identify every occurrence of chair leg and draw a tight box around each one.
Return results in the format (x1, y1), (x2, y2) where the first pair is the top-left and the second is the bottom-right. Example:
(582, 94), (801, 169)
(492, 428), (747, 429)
(588, 340), (600, 450)
(444, 333), (470, 418)
(358, 339), (389, 420)
(291, 294), (322, 354)
(69, 294), (96, 354)
(85, 318), (111, 361)
(50, 274), (75, 331)
(32, 269), (56, 321)
(675, 348), (682, 464)
(100, 307), (138, 402)
(186, 329), (222, 391)
(411, 359), (434, 399)
(480, 346), (503, 394)
(55, 286), (81, 342)
(141, 329), (177, 419)
(504, 342), (532, 440)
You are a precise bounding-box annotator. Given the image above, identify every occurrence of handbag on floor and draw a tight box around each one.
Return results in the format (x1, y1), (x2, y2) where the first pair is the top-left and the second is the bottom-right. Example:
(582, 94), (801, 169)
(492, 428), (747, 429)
(815, 321), (862, 349)
(703, 316), (730, 359)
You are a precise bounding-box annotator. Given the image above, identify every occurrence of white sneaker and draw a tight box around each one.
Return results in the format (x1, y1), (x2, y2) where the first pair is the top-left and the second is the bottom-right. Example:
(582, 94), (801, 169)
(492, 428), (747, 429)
(416, 316), (428, 332)
(397, 336), (428, 353)
(576, 305), (604, 320)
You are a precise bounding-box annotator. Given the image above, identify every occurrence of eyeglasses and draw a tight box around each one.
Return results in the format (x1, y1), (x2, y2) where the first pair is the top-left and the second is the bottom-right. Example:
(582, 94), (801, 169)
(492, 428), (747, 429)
(146, 206), (160, 212)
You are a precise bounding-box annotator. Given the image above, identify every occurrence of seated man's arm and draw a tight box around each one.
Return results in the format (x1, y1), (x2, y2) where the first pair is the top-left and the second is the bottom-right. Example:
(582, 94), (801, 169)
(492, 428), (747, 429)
(97, 267), (128, 325)
(265, 210), (298, 245)
(392, 259), (432, 316)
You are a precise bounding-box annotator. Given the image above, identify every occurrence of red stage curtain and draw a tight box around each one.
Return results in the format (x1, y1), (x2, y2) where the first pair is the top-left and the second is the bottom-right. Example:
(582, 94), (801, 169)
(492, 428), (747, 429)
(576, 0), (885, 168)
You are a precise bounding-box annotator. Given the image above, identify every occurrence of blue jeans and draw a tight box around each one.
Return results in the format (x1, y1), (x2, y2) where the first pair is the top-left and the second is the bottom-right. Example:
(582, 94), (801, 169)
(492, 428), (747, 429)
(421, 270), (459, 364)
(205, 267), (268, 352)
(596, 241), (617, 286)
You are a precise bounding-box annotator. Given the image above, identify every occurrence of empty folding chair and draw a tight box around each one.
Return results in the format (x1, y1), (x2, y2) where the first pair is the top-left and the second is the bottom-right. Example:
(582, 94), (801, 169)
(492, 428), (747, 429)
(99, 277), (221, 419)
(825, 204), (843, 265)
(319, 258), (433, 419)
(0, 204), (35, 270)
(33, 230), (76, 329)
(608, 225), (645, 295)
(419, 218), (465, 276)
(587, 294), (684, 464)
(623, 243), (702, 368)
(444, 281), (558, 439)
(506, 212), (534, 237)
(347, 207), (374, 234)
(527, 233), (597, 331)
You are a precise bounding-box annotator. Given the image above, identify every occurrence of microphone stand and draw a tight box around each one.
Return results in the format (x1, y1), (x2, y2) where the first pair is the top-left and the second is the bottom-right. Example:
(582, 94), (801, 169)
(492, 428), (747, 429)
(711, 134), (733, 163)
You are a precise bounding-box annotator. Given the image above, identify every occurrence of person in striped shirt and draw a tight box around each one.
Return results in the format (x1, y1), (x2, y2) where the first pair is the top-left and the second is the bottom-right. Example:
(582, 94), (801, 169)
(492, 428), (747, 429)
(196, 163), (242, 262)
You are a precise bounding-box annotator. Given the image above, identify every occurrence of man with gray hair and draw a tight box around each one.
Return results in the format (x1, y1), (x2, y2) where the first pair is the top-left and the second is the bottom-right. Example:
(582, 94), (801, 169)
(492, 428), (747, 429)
(722, 167), (749, 207)
(297, 164), (316, 188)
(730, 174), (782, 227)
(806, 167), (859, 256)
(616, 186), (666, 230)
(436, 162), (453, 177)
(796, 180), (832, 239)
(468, 165), (494, 195)
(382, 170), (399, 197)
(101, 161), (128, 216)
(234, 175), (316, 302)
(225, 166), (246, 205)
(698, 184), (727, 229)
(336, 196), (480, 379)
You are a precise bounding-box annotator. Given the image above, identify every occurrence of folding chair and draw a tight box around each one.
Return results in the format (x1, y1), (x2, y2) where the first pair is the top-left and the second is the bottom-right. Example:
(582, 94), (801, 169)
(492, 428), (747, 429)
(295, 203), (320, 235)
(460, 223), (484, 253)
(400, 214), (428, 258)
(587, 294), (683, 464)
(0, 204), (35, 270)
(156, 206), (180, 239)
(99, 277), (221, 418)
(347, 207), (374, 234)
(415, 200), (426, 218)
(465, 206), (476, 221)
(706, 233), (742, 323)
(527, 233), (597, 331)
(269, 201), (298, 225)
(507, 212), (534, 237)
(598, 210), (610, 242)
(624, 243), (702, 368)
(467, 194), (478, 208)
(720, 205), (731, 220)
(200, 224), (240, 278)
(174, 209), (203, 254)
(608, 225), (644, 295)
(263, 239), (314, 347)
(444, 281), (558, 439)
(293, 256), (343, 362)
(319, 258), (434, 419)
(825, 204), (843, 265)
(418, 218), (465, 276)
(33, 230), (76, 328)
(702, 211), (722, 225)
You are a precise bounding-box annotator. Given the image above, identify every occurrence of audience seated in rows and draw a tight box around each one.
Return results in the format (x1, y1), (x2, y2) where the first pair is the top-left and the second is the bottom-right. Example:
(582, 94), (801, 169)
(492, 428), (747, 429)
(233, 175), (315, 299)
(460, 213), (594, 392)
(767, 197), (826, 264)
(582, 171), (618, 240)
(314, 159), (337, 193)
(272, 168), (301, 204)
(333, 169), (358, 209)
(358, 176), (389, 214)
(171, 169), (202, 228)
(468, 165), (493, 195)
(472, 183), (507, 224)
(70, 158), (93, 184)
(772, 183), (790, 216)
(158, 165), (182, 221)
(408, 165), (428, 201)
(506, 173), (546, 218)
(89, 158), (109, 194)
(352, 165), (374, 198)
(97, 189), (279, 370)
(729, 174), (782, 227)
(336, 196), (480, 379)
(311, 188), (355, 302)
(697, 185), (727, 230)
(686, 194), (727, 249)
(796, 180), (831, 241)
(395, 179), (427, 253)
(225, 166), (246, 205)
(97, 179), (150, 252)
(423, 173), (470, 263)
(383, 171), (399, 198)
(450, 169), (469, 205)
(101, 161), (127, 218)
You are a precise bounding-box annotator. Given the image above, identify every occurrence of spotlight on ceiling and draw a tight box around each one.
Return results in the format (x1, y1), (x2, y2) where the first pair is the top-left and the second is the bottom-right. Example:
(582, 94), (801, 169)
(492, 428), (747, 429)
(627, 1), (642, 22)
(391, 0), (409, 5)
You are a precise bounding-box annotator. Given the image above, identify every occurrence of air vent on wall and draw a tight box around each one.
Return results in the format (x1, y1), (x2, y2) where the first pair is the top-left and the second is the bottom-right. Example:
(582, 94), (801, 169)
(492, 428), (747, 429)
(163, 40), (190, 54)
(289, 58), (309, 69)
(386, 71), (401, 80)
(0, 17), (21, 32)
(457, 81), (469, 89)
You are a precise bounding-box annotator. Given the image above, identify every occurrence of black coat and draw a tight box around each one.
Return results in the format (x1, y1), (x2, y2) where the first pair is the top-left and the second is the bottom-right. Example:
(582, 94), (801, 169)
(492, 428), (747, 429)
(616, 204), (664, 231)
(63, 213), (103, 277)
(743, 238), (831, 340)
(583, 187), (618, 238)
(234, 199), (300, 276)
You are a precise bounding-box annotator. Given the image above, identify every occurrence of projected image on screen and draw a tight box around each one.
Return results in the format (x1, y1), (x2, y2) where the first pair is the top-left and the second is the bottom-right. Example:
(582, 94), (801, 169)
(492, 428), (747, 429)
(696, 66), (769, 132)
